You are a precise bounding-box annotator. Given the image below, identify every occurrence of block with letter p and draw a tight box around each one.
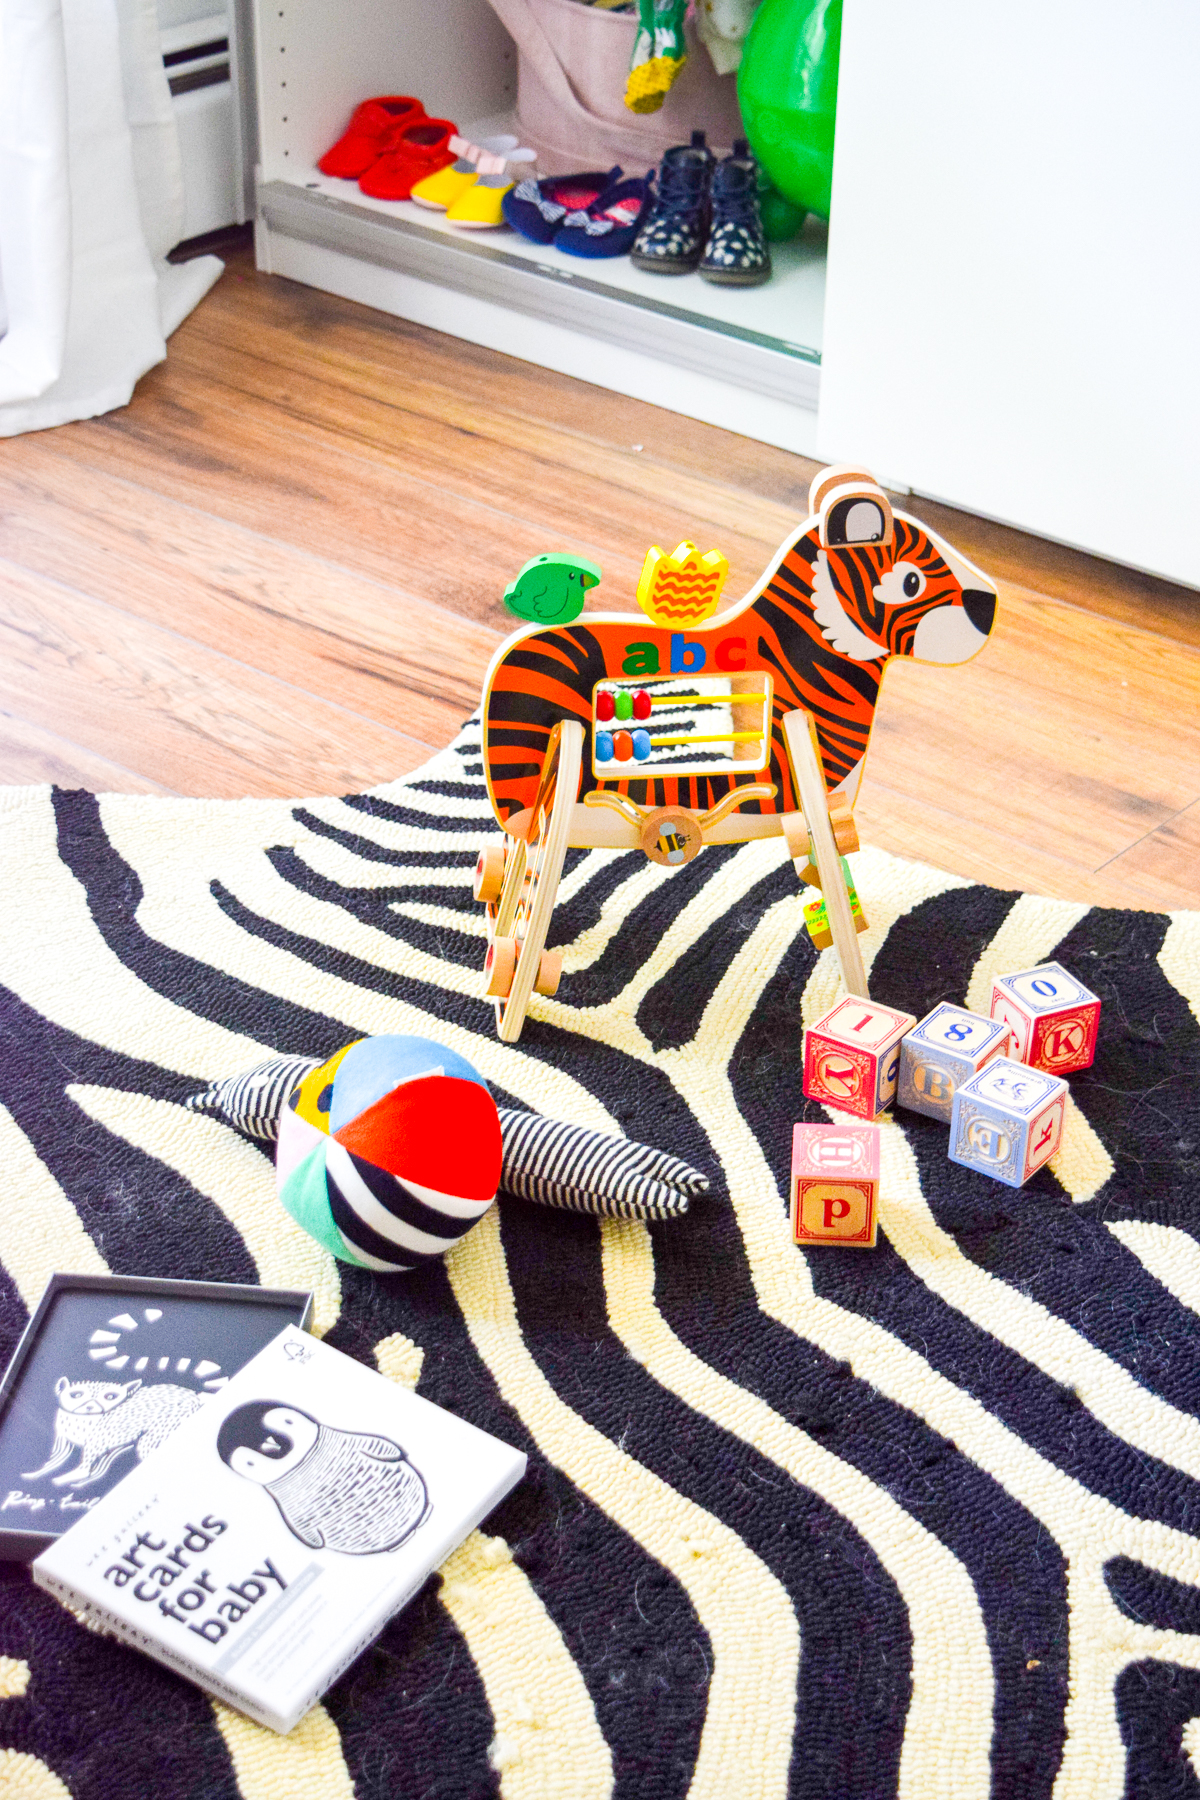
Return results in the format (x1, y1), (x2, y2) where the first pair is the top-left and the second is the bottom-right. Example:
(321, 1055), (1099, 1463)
(803, 998), (917, 1120)
(897, 1003), (1010, 1122)
(792, 1123), (880, 1247)
(989, 962), (1100, 1075)
(949, 1057), (1068, 1188)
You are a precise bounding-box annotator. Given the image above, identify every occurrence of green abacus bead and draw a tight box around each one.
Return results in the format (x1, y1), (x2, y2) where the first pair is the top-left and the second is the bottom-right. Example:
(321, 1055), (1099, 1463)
(614, 690), (634, 721)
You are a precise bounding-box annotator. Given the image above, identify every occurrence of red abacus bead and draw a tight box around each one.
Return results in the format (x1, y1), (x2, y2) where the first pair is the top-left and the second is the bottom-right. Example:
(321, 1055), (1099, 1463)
(596, 690), (615, 722)
(632, 690), (651, 720)
(614, 731), (634, 761)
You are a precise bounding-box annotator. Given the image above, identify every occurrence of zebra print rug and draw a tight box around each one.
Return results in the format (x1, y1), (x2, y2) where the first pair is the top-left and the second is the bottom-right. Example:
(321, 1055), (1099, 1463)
(1, 721), (1199, 1800)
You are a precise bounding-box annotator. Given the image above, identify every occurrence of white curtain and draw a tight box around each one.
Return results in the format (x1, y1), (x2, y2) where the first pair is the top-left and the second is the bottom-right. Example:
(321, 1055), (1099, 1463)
(0, 0), (223, 436)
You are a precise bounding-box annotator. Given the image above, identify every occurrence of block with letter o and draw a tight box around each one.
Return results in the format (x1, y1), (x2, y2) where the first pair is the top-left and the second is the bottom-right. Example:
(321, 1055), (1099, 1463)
(791, 1123), (880, 1246)
(803, 998), (917, 1119)
(989, 962), (1100, 1075)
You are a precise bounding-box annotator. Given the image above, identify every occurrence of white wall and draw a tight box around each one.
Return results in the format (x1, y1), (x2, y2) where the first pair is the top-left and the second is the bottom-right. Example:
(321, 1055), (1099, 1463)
(255, 0), (514, 182)
(818, 0), (1200, 588)
(157, 0), (223, 31)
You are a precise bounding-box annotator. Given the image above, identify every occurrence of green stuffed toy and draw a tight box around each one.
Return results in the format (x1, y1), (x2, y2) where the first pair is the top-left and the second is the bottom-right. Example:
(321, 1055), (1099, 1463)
(626, 0), (689, 113)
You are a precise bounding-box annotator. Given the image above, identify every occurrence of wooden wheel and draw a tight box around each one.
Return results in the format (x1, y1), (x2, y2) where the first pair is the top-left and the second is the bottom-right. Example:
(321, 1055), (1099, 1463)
(481, 720), (583, 1043)
(473, 843), (507, 903)
(828, 794), (860, 856)
(534, 950), (562, 997)
(484, 937), (517, 997)
(782, 709), (869, 998)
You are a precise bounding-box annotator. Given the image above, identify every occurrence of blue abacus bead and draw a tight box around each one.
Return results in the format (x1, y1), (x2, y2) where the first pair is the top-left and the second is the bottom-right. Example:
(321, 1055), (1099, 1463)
(632, 730), (652, 761)
(595, 732), (614, 762)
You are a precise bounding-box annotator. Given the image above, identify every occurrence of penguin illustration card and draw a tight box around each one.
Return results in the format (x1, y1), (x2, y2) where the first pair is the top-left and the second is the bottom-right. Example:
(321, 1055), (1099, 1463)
(0, 1274), (312, 1561)
(32, 1327), (526, 1733)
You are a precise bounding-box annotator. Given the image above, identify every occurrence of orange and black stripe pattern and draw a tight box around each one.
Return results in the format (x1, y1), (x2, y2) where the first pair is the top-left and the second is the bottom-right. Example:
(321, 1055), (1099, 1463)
(484, 517), (986, 825)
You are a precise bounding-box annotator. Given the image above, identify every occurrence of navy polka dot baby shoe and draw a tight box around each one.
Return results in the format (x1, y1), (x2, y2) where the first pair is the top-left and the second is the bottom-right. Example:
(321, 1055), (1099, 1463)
(554, 172), (653, 259)
(700, 141), (772, 286)
(630, 129), (716, 274)
(503, 167), (623, 245)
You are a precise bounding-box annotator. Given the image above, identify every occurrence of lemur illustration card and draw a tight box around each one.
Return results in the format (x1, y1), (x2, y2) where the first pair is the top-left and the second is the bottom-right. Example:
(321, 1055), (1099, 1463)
(32, 1326), (526, 1733)
(0, 1274), (312, 1561)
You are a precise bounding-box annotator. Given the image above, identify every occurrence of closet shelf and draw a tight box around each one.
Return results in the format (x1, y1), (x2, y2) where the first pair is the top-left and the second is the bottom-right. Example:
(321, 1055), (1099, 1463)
(258, 172), (824, 411)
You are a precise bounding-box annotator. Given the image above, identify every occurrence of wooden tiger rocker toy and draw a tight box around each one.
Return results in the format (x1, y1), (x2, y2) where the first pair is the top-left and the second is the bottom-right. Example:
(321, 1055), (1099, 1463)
(473, 466), (998, 1042)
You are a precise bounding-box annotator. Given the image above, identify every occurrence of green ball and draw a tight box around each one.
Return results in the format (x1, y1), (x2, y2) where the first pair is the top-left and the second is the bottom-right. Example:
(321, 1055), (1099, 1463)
(759, 188), (807, 243)
(738, 0), (841, 220)
(614, 690), (633, 721)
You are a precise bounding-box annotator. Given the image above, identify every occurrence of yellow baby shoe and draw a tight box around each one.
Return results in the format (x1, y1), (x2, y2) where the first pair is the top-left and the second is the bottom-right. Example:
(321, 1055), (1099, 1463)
(410, 133), (519, 211)
(445, 146), (535, 228)
(445, 175), (514, 227)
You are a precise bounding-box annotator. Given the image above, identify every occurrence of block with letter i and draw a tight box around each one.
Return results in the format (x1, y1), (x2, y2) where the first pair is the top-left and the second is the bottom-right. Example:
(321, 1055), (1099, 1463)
(949, 1058), (1068, 1188)
(803, 998), (917, 1120)
(792, 1124), (880, 1247)
(989, 962), (1100, 1075)
(897, 1004), (1010, 1122)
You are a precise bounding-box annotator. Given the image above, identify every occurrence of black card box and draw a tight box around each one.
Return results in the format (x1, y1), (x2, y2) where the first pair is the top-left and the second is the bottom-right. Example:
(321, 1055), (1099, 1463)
(0, 1273), (312, 1560)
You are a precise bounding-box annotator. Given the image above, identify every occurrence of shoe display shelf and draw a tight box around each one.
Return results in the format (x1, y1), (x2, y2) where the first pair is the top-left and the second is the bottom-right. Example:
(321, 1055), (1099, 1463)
(251, 0), (825, 454)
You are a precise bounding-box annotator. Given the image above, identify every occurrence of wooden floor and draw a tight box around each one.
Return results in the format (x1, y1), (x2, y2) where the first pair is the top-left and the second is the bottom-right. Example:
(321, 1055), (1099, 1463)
(1, 242), (1197, 911)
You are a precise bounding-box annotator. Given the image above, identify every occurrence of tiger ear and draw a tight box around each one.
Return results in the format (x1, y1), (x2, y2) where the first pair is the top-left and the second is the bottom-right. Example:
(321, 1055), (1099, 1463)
(809, 467), (894, 552)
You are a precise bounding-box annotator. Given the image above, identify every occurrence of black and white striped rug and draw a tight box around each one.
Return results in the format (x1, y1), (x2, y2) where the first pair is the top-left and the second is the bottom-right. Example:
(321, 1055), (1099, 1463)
(1, 721), (1199, 1800)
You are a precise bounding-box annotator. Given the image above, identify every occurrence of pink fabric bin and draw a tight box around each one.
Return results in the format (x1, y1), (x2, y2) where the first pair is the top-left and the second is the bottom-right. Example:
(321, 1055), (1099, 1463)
(482, 0), (746, 174)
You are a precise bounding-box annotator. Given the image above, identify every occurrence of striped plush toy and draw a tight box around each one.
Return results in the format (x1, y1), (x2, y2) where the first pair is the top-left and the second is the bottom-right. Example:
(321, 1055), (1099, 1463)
(187, 1035), (707, 1274)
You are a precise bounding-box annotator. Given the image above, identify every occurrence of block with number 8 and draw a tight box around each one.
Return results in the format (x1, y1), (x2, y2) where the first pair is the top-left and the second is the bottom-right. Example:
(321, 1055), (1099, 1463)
(949, 1057), (1068, 1187)
(803, 998), (917, 1120)
(897, 1003), (1010, 1122)
(989, 962), (1100, 1074)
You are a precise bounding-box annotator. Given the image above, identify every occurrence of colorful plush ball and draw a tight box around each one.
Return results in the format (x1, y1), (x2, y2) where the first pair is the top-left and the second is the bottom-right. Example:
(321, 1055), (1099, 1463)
(275, 1035), (502, 1273)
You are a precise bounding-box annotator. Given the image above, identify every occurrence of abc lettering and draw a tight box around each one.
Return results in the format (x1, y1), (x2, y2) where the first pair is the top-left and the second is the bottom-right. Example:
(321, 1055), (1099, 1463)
(1031, 979), (1057, 997)
(823, 1195), (852, 1230)
(621, 636), (748, 677)
(943, 1021), (972, 1042)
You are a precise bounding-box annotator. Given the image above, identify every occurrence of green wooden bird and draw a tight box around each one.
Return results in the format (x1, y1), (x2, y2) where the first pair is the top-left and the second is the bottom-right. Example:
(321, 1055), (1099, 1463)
(503, 553), (602, 626)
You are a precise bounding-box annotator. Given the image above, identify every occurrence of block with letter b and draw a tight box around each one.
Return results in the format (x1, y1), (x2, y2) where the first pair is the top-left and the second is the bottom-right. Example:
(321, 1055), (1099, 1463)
(897, 1003), (1011, 1122)
(949, 1057), (1068, 1188)
(989, 962), (1100, 1075)
(792, 1123), (880, 1247)
(803, 998), (917, 1120)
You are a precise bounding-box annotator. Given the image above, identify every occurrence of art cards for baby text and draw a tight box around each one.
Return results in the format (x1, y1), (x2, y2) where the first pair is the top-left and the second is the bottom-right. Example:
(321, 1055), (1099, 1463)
(32, 1326), (526, 1732)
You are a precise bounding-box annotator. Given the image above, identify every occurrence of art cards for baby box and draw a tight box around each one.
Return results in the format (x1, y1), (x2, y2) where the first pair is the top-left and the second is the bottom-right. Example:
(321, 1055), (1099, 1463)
(32, 1327), (526, 1733)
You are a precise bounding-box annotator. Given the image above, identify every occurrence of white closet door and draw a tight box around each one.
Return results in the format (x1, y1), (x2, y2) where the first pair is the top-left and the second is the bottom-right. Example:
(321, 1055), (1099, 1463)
(817, 0), (1200, 588)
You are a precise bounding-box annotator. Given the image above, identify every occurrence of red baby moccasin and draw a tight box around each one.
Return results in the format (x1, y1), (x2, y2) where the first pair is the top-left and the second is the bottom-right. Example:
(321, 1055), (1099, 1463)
(357, 118), (458, 201)
(318, 96), (425, 179)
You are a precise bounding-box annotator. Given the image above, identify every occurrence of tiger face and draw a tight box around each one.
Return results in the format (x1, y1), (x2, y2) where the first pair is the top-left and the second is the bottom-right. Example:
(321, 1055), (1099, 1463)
(809, 516), (997, 667)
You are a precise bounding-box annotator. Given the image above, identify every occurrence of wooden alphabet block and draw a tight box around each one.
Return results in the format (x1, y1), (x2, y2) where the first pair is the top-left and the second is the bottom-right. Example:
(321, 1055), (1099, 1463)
(897, 1003), (1011, 1122)
(989, 962), (1100, 1074)
(948, 1057), (1068, 1188)
(803, 998), (917, 1120)
(792, 1123), (880, 1246)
